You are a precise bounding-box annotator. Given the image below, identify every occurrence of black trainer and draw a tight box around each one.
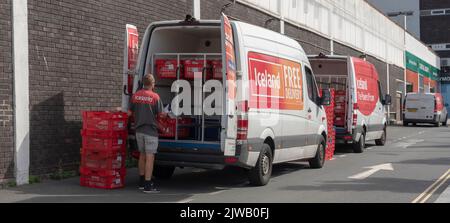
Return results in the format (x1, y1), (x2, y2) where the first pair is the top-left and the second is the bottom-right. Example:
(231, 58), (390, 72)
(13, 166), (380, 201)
(138, 176), (145, 190)
(143, 181), (160, 194)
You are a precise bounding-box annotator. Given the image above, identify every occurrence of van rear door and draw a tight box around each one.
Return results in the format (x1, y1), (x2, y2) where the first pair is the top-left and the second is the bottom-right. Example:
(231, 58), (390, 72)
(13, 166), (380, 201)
(405, 94), (435, 120)
(221, 14), (238, 157)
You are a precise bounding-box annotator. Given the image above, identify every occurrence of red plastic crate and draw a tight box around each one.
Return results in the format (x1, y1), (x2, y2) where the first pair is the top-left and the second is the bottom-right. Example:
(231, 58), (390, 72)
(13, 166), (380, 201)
(80, 167), (126, 189)
(81, 129), (127, 151)
(209, 60), (223, 79)
(81, 148), (126, 170)
(184, 60), (207, 80)
(82, 111), (128, 132)
(156, 59), (180, 79)
(157, 117), (192, 139)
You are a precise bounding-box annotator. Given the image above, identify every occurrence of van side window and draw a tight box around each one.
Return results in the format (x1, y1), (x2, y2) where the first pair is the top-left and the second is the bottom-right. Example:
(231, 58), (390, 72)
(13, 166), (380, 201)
(378, 81), (384, 102)
(305, 66), (319, 105)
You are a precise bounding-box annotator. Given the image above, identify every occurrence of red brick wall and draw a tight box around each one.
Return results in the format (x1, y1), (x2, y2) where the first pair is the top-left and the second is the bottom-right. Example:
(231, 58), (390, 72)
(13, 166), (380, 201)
(0, 0), (14, 181)
(27, 0), (192, 175)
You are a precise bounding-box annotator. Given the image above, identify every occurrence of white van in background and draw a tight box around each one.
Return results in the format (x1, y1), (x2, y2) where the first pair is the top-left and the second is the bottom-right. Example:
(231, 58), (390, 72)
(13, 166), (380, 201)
(403, 93), (448, 127)
(308, 55), (392, 153)
(123, 14), (331, 186)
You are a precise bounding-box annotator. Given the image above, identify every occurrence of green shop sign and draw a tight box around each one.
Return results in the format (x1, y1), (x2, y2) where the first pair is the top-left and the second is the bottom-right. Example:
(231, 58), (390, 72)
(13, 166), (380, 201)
(405, 51), (440, 81)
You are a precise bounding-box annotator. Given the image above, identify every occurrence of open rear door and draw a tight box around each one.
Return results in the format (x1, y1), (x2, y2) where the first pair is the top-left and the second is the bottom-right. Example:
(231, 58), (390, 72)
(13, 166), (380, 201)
(221, 14), (238, 156)
(122, 24), (139, 111)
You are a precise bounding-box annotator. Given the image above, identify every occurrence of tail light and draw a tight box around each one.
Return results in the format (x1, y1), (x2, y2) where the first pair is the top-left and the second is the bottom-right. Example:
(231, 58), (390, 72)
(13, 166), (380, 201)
(237, 118), (248, 140)
(434, 100), (438, 113)
(352, 114), (358, 126)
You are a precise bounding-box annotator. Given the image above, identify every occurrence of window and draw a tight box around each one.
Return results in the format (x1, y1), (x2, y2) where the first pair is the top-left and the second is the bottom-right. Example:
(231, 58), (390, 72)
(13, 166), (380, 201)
(378, 81), (384, 103)
(305, 66), (319, 105)
(406, 83), (414, 93)
(431, 10), (445, 15)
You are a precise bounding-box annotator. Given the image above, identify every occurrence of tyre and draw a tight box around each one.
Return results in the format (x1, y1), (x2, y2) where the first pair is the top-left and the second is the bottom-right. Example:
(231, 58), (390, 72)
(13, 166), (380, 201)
(444, 116), (448, 127)
(309, 137), (326, 169)
(434, 121), (441, 127)
(403, 122), (409, 126)
(153, 165), (175, 180)
(353, 131), (365, 153)
(248, 144), (273, 186)
(375, 127), (386, 146)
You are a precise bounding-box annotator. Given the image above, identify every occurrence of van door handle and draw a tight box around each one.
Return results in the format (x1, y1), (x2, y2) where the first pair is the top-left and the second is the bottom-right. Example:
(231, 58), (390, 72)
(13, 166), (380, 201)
(308, 108), (312, 113)
(228, 115), (234, 119)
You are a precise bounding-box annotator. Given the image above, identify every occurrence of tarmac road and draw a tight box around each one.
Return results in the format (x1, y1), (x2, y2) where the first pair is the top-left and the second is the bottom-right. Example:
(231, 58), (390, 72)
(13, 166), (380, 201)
(0, 125), (449, 203)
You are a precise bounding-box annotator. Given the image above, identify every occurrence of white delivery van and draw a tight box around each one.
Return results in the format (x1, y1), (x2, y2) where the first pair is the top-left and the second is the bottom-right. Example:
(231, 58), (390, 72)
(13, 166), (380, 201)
(403, 93), (448, 127)
(123, 14), (331, 186)
(308, 54), (392, 153)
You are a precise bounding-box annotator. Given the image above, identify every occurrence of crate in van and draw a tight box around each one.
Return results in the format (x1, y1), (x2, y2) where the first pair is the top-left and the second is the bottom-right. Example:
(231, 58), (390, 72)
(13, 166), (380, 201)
(209, 60), (222, 79)
(156, 59), (180, 79)
(184, 60), (209, 80)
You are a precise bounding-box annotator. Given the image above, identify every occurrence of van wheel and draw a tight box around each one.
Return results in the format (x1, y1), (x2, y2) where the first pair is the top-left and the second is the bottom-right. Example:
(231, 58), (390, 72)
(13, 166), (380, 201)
(353, 131), (365, 153)
(375, 127), (386, 146)
(248, 144), (273, 186)
(153, 165), (175, 180)
(309, 137), (326, 169)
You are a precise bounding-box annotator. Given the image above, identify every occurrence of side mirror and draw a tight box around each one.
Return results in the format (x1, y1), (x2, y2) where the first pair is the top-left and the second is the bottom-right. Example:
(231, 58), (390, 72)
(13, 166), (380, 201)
(320, 89), (331, 106)
(383, 95), (392, 106)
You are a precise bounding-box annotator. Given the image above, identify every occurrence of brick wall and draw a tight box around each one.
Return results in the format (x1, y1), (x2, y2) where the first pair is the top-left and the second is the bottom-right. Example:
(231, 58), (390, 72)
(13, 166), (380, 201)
(0, 0), (14, 181)
(284, 23), (331, 55)
(27, 0), (192, 175)
(368, 56), (388, 96)
(389, 65), (405, 121)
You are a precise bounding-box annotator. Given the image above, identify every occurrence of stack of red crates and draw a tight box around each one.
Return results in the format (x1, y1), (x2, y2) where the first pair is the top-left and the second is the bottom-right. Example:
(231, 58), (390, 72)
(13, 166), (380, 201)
(321, 89), (336, 160)
(80, 111), (128, 189)
(334, 90), (347, 127)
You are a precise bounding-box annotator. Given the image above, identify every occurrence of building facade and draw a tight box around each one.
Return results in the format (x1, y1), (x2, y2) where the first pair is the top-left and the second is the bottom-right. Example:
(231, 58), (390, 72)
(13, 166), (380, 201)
(420, 0), (450, 112)
(0, 0), (440, 184)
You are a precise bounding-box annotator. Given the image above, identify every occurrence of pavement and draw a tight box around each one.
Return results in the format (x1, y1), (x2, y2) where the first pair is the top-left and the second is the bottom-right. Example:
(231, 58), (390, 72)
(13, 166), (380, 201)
(0, 125), (449, 203)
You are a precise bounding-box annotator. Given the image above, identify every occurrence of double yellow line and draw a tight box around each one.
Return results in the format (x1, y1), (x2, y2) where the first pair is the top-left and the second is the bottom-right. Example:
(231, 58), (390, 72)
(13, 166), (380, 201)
(412, 168), (450, 203)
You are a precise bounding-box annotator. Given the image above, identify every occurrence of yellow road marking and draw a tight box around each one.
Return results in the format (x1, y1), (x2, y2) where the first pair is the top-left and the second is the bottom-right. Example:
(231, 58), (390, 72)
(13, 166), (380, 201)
(412, 169), (450, 203)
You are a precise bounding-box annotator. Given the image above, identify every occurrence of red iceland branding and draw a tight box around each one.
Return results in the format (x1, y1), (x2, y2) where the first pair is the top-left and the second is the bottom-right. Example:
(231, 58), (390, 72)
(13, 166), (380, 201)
(353, 58), (379, 116)
(248, 52), (304, 110)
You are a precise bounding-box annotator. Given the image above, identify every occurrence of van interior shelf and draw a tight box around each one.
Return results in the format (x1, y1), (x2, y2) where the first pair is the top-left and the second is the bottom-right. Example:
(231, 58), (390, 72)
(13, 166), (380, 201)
(150, 53), (223, 143)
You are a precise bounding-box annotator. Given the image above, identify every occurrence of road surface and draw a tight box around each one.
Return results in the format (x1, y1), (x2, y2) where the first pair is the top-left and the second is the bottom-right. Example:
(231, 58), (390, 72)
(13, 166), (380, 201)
(0, 125), (449, 203)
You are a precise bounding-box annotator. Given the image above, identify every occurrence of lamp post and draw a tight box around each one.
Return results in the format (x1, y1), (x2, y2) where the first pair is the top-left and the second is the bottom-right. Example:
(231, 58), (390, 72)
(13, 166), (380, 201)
(388, 11), (414, 123)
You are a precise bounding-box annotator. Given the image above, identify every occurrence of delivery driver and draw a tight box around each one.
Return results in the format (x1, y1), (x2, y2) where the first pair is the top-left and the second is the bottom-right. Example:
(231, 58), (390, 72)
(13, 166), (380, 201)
(129, 74), (166, 193)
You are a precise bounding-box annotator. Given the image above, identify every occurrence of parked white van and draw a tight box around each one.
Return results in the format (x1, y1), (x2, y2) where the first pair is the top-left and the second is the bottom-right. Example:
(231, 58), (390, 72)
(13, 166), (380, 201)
(308, 54), (392, 153)
(403, 93), (448, 127)
(123, 14), (331, 186)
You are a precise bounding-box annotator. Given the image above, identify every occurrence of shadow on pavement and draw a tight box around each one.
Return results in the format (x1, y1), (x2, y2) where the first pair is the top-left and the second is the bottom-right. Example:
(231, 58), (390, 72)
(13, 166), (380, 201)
(4, 162), (311, 203)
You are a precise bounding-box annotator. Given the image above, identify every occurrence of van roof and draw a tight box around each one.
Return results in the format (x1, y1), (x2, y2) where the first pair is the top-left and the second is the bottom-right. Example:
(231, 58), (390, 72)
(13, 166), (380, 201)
(145, 19), (308, 63)
(233, 21), (308, 64)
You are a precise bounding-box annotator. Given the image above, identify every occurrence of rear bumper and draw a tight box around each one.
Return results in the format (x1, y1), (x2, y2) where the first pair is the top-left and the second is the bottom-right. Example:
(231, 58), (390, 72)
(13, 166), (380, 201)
(403, 118), (438, 124)
(152, 140), (258, 169)
(335, 127), (362, 144)
(403, 114), (439, 124)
